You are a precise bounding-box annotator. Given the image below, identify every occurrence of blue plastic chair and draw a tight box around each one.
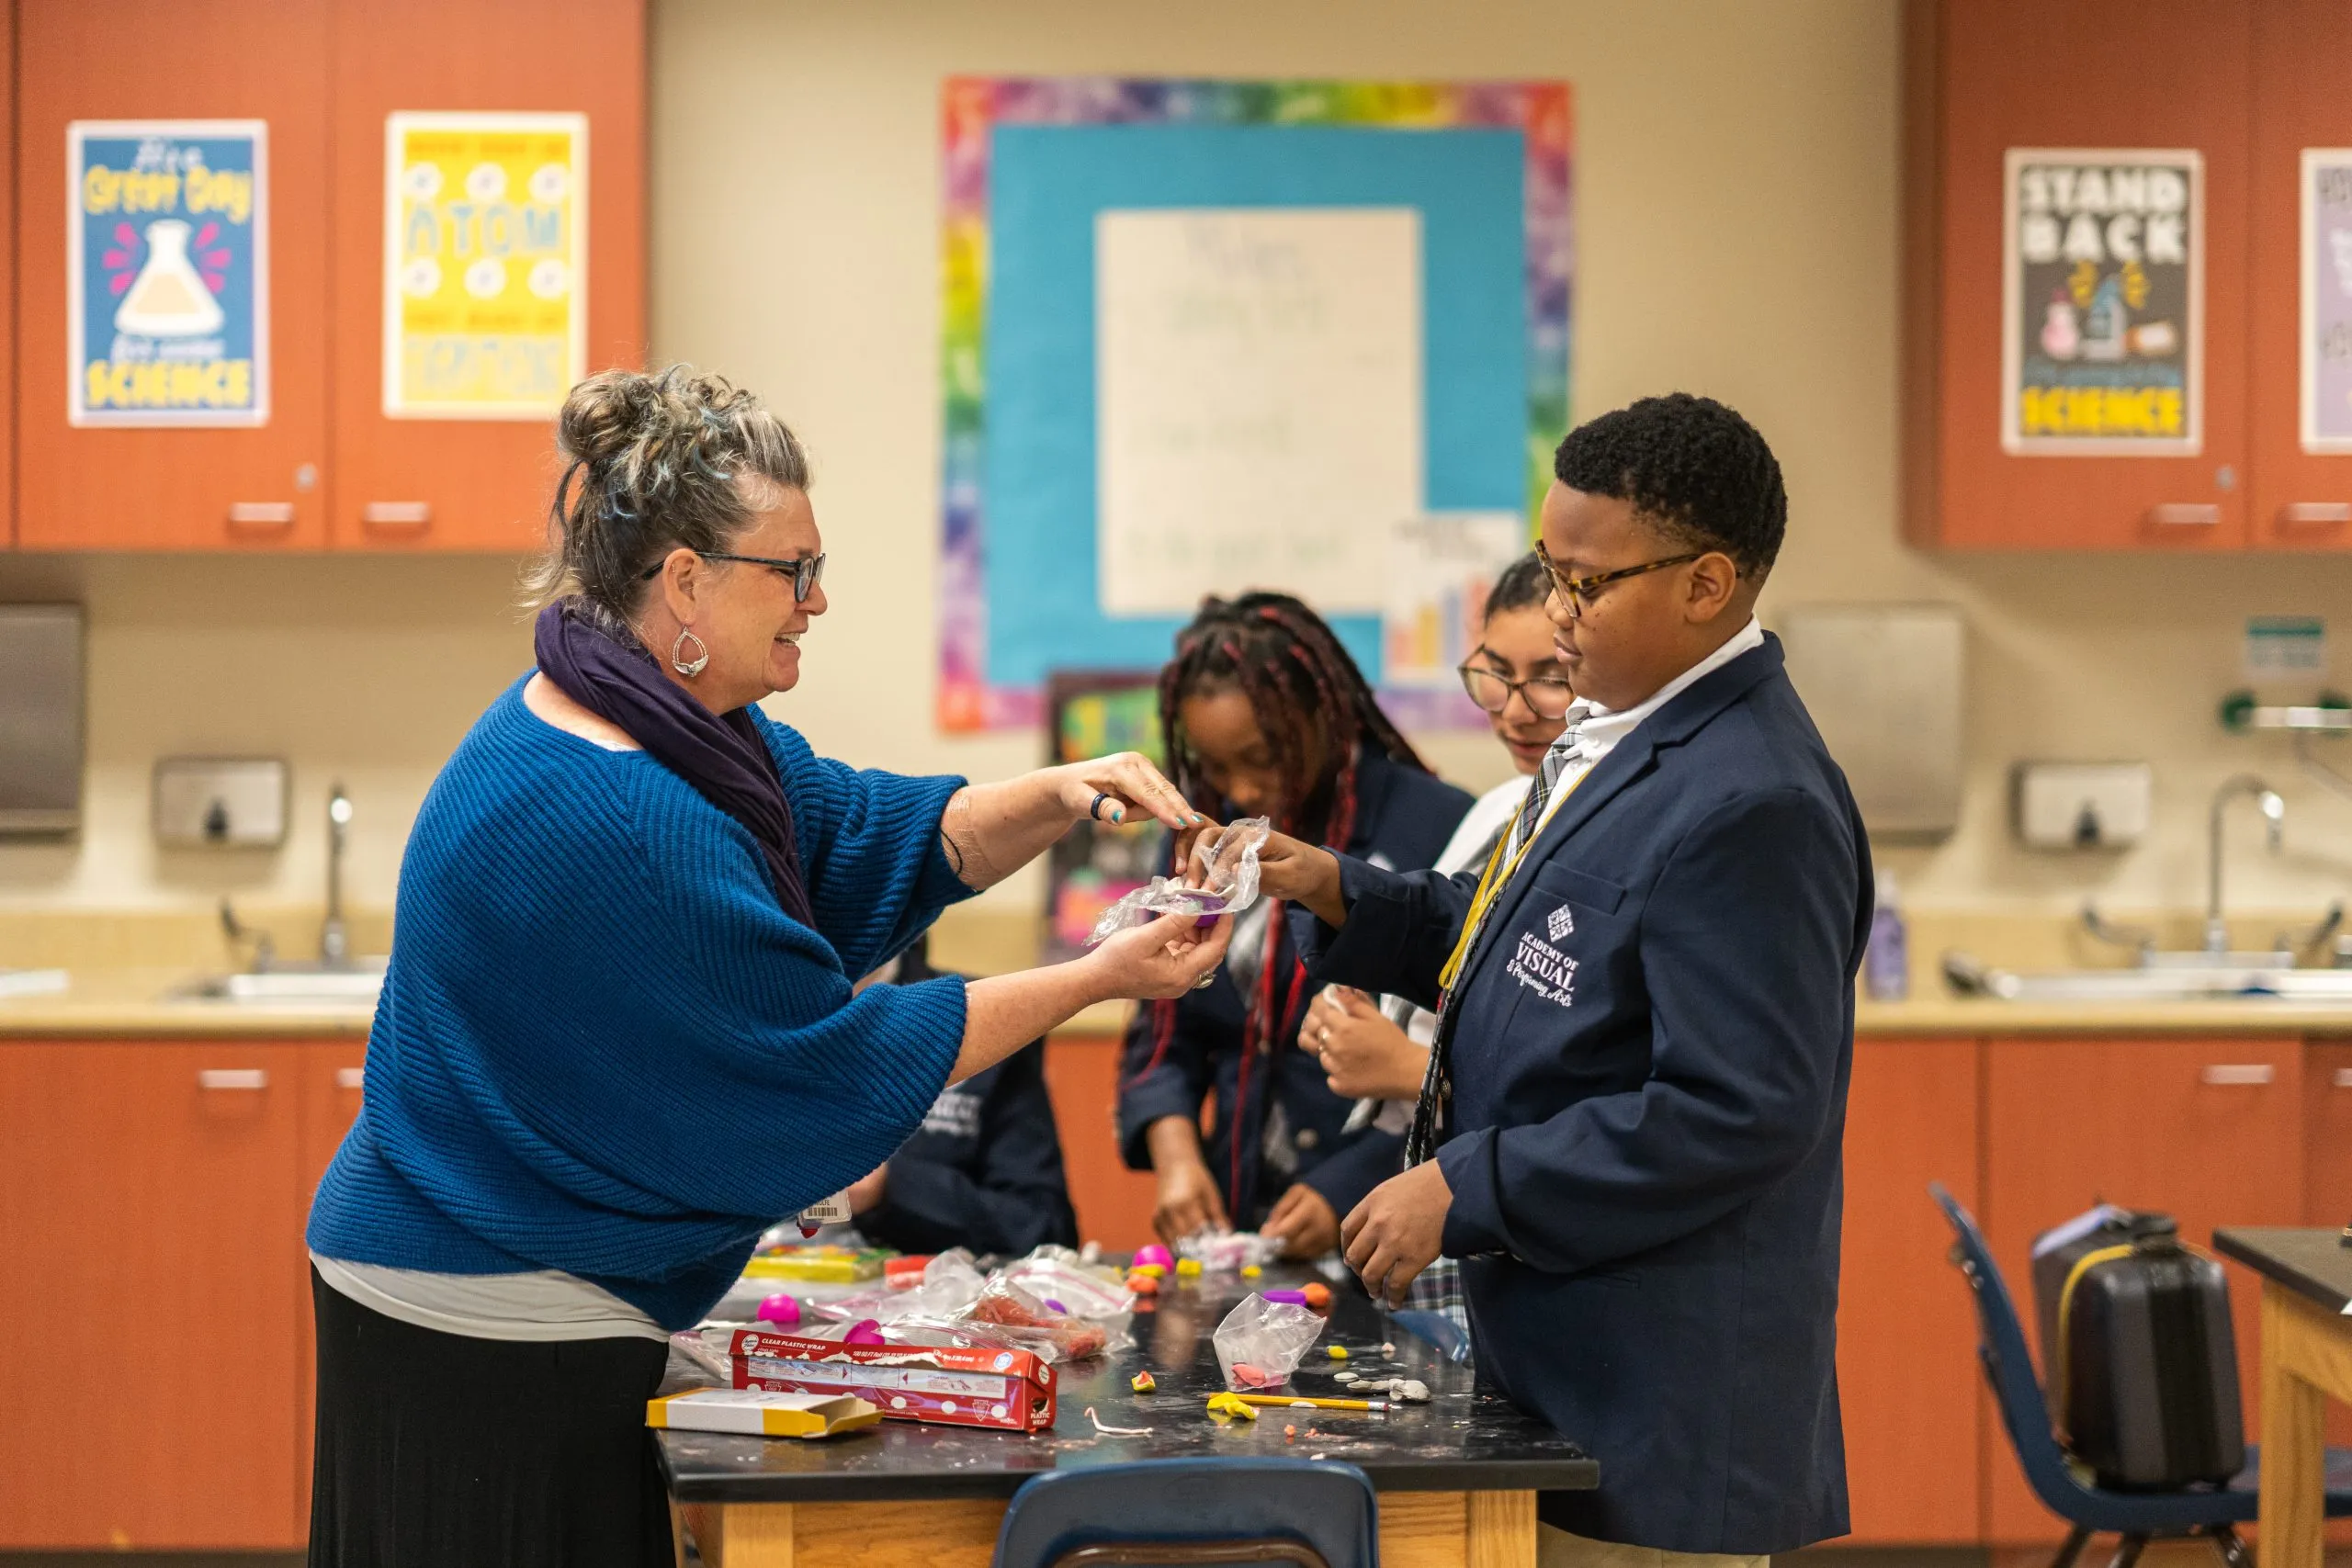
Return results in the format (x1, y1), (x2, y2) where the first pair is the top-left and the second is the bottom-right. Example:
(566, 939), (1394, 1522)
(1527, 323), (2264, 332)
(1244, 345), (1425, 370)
(1930, 1182), (2352, 1568)
(992, 1457), (1379, 1568)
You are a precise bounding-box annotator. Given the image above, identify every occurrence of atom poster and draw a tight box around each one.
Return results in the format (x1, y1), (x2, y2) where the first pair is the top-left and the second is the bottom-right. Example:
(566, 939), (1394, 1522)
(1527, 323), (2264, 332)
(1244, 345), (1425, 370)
(383, 111), (586, 419)
(2002, 148), (2202, 455)
(69, 120), (267, 427)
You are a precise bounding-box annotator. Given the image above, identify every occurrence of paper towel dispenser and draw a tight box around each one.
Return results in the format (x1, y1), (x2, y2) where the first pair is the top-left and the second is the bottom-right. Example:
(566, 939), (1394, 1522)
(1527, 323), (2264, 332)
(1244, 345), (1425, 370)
(0, 605), (86, 837)
(1777, 603), (1965, 840)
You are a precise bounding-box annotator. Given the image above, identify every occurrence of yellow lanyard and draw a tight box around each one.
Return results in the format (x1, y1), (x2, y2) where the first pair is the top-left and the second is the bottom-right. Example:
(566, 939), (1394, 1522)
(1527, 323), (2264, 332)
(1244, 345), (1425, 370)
(1436, 769), (1587, 992)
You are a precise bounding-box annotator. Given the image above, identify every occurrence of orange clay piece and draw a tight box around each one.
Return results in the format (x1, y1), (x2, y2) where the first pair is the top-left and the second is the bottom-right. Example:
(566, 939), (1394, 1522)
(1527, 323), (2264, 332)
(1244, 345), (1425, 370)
(1127, 1273), (1160, 1296)
(1131, 1371), (1156, 1393)
(1301, 1282), (1332, 1310)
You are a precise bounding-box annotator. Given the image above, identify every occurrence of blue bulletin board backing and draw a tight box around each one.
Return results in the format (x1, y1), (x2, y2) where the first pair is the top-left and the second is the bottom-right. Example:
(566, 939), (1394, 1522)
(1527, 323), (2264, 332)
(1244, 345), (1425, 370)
(937, 79), (1574, 731)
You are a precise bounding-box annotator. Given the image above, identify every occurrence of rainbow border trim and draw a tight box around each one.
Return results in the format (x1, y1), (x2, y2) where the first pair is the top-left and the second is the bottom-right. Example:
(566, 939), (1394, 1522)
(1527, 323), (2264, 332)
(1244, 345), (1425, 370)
(939, 76), (1574, 732)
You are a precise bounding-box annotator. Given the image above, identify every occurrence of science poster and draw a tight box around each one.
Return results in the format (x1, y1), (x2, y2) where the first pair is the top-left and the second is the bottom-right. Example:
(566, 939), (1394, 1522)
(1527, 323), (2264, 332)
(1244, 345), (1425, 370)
(2002, 149), (2201, 455)
(69, 120), (267, 427)
(2302, 150), (2352, 452)
(383, 111), (586, 418)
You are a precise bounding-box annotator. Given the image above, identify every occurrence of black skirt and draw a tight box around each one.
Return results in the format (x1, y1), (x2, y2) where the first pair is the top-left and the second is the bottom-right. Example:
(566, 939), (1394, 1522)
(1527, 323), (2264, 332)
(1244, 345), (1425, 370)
(308, 1267), (674, 1568)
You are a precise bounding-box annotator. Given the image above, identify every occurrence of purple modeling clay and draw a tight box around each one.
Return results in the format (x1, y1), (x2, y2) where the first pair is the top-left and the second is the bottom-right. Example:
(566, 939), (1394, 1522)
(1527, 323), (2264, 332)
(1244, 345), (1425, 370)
(1044, 1298), (1068, 1314)
(1263, 1289), (1309, 1305)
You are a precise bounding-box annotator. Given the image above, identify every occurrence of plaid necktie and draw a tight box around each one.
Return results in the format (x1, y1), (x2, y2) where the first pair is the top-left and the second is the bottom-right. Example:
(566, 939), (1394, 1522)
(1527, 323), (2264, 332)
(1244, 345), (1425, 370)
(1405, 712), (1589, 1166)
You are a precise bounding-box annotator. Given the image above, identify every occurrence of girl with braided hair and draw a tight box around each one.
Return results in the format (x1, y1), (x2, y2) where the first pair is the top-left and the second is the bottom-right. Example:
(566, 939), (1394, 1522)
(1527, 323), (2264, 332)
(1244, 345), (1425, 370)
(1116, 592), (1473, 1258)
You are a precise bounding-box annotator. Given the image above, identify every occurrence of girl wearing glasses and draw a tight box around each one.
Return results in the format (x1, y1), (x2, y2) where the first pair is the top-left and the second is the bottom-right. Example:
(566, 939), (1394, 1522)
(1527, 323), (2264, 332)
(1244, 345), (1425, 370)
(1118, 592), (1474, 1259)
(304, 367), (1230, 1568)
(1295, 552), (1570, 1337)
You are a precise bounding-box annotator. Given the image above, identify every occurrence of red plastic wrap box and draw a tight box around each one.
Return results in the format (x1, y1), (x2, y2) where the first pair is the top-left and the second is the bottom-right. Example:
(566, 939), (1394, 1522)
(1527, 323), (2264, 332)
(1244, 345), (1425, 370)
(714, 1328), (1057, 1433)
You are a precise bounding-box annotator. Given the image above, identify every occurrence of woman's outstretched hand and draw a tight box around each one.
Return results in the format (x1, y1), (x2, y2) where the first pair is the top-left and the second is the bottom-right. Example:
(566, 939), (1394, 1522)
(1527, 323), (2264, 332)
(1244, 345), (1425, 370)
(1057, 753), (1204, 832)
(1086, 911), (1233, 1001)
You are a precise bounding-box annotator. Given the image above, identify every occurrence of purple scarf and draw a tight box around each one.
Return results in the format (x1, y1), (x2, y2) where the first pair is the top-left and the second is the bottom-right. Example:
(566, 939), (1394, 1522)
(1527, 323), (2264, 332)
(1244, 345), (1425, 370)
(534, 600), (816, 928)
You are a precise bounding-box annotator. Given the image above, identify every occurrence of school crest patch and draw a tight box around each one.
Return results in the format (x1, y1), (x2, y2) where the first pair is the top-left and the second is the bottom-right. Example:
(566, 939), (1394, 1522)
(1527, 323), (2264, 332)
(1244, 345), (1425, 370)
(1547, 905), (1576, 942)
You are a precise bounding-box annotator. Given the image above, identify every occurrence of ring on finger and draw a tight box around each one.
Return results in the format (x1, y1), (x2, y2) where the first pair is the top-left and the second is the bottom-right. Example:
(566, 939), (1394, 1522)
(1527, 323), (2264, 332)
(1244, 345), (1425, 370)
(1191, 969), (1217, 990)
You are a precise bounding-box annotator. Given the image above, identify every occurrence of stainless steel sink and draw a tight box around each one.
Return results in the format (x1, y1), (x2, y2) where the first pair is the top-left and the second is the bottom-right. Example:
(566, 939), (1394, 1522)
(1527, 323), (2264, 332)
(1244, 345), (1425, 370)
(1945, 953), (2352, 1004)
(175, 961), (386, 1006)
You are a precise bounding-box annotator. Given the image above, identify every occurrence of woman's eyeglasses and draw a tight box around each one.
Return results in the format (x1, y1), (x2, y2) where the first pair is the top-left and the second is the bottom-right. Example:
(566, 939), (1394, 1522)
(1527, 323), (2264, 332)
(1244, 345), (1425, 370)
(1533, 539), (1706, 621)
(639, 550), (826, 603)
(1457, 661), (1577, 719)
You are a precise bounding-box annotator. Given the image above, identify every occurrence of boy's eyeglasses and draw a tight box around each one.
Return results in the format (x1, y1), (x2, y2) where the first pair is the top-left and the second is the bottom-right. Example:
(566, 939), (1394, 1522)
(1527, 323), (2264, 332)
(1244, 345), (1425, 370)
(1533, 539), (1707, 621)
(1457, 663), (1577, 719)
(639, 550), (827, 603)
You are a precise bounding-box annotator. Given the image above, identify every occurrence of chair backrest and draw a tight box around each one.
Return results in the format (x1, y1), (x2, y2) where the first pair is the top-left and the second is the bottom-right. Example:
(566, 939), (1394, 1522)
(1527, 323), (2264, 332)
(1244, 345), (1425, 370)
(993, 1458), (1380, 1568)
(1928, 1181), (2098, 1518)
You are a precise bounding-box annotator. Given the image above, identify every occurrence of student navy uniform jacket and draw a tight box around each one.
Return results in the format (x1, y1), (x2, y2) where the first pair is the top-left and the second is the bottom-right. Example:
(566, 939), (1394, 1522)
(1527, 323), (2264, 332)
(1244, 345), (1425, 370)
(1117, 750), (1474, 1227)
(1299, 637), (1871, 1555)
(858, 942), (1079, 1259)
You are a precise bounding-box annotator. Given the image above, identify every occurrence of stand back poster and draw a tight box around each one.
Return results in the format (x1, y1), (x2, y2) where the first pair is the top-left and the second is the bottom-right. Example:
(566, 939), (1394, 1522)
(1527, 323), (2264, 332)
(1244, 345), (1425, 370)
(69, 120), (267, 427)
(2002, 148), (2201, 455)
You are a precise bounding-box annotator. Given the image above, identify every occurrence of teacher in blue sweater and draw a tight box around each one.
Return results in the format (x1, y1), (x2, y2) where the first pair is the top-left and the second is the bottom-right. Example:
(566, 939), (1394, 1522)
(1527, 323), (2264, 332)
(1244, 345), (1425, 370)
(303, 366), (1230, 1568)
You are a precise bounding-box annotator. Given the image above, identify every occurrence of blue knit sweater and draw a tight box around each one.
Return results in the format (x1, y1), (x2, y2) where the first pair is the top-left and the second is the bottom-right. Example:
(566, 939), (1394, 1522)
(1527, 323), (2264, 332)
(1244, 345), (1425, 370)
(307, 675), (974, 1331)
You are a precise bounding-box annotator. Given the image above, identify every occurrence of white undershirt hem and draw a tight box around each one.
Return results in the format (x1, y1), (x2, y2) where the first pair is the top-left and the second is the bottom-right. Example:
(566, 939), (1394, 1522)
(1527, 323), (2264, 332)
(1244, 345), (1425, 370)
(311, 1250), (670, 1343)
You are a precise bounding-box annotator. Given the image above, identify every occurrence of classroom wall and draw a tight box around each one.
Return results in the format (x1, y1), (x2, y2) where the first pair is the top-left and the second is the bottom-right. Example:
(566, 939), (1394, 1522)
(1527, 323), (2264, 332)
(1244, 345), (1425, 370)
(4, 0), (2348, 920)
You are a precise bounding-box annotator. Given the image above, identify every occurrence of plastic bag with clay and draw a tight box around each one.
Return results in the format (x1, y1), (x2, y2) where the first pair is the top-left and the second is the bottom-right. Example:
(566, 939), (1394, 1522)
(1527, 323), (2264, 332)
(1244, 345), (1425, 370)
(1084, 818), (1272, 945)
(963, 1275), (1112, 1360)
(1212, 1291), (1325, 1389)
(808, 1247), (988, 1325)
(997, 1246), (1136, 1321)
(1177, 1228), (1284, 1273)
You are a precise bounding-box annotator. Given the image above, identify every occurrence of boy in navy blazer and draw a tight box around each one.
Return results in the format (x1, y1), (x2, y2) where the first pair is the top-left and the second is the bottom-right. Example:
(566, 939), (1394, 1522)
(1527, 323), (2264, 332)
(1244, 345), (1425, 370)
(1250, 395), (1871, 1566)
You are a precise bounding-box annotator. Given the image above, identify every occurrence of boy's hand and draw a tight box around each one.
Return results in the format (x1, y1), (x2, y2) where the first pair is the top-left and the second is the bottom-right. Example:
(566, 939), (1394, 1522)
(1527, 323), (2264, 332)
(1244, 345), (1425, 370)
(1306, 987), (1430, 1100)
(1262, 1182), (1340, 1259)
(1341, 1161), (1453, 1306)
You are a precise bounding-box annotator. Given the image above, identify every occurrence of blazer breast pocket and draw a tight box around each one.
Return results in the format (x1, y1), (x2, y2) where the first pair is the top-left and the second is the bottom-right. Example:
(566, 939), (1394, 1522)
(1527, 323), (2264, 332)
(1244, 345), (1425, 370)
(1531, 862), (1626, 915)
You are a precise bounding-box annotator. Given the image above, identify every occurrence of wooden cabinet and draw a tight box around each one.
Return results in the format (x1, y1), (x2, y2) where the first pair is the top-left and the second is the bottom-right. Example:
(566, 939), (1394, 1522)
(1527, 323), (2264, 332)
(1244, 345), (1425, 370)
(2307, 1040), (2352, 1225)
(295, 1045), (368, 1524)
(8, 0), (643, 552)
(13, 0), (334, 550)
(1838, 1037), (1985, 1543)
(2248, 0), (2352, 550)
(1043, 1027), (1159, 1252)
(326, 0), (645, 550)
(2, 1), (16, 547)
(1981, 1035), (2304, 1541)
(1907, 0), (2254, 551)
(0, 1042), (310, 1549)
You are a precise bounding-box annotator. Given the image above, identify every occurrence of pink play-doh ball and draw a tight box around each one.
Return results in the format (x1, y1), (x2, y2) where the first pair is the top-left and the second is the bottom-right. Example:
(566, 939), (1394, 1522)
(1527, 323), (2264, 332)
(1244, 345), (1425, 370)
(756, 1293), (801, 1327)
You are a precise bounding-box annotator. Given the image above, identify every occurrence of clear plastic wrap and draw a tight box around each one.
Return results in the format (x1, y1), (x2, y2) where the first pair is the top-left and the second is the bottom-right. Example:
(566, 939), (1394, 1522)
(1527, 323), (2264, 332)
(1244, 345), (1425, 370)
(1176, 1228), (1284, 1273)
(810, 1247), (986, 1325)
(1212, 1291), (1325, 1389)
(1084, 818), (1271, 944)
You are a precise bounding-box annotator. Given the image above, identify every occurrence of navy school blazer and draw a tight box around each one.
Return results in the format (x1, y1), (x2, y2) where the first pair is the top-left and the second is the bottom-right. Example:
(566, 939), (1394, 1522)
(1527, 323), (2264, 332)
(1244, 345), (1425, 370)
(1116, 750), (1474, 1227)
(859, 944), (1080, 1259)
(1298, 636), (1872, 1555)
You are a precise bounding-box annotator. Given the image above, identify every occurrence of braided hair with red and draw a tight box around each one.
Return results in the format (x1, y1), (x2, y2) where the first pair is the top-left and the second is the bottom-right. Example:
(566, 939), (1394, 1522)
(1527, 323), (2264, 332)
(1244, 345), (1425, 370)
(1132, 592), (1431, 1216)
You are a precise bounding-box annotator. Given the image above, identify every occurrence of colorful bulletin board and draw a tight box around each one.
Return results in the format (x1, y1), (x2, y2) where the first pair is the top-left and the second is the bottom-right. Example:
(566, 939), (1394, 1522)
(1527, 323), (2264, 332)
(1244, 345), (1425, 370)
(939, 78), (1574, 732)
(69, 120), (267, 427)
(383, 111), (587, 419)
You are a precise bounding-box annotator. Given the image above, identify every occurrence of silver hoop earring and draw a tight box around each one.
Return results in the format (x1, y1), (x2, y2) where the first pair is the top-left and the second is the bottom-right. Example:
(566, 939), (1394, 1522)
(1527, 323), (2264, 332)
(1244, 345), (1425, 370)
(670, 627), (710, 677)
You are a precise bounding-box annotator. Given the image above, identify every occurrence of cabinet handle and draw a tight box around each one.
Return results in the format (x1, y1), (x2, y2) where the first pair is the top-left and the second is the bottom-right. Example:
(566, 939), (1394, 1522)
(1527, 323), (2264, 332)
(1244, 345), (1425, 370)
(336, 1066), (365, 1090)
(226, 502), (296, 530)
(2149, 503), (2221, 527)
(361, 502), (432, 531)
(2278, 502), (2351, 527)
(197, 1067), (269, 1091)
(2334, 1067), (2352, 1089)
(2200, 1064), (2275, 1086)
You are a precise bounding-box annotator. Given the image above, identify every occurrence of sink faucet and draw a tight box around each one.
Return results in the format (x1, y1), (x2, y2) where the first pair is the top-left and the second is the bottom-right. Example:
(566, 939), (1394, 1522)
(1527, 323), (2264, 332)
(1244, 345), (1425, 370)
(2207, 774), (2284, 954)
(322, 783), (352, 968)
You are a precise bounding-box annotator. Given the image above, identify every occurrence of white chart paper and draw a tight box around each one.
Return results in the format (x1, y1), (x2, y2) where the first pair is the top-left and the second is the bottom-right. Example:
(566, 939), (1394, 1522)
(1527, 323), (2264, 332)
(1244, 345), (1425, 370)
(1095, 208), (1423, 615)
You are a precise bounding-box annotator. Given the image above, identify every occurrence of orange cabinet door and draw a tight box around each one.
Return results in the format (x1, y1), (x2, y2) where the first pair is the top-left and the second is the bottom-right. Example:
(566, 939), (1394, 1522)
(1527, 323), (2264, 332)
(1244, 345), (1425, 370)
(13, 0), (331, 550)
(1042, 1027), (1160, 1253)
(1912, 0), (2252, 549)
(1838, 1037), (1984, 1543)
(0, 1042), (307, 1549)
(2249, 0), (2352, 552)
(2307, 1039), (2352, 1224)
(295, 1044), (368, 1526)
(1982, 1036), (2302, 1542)
(327, 0), (645, 550)
(2, 2), (16, 547)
